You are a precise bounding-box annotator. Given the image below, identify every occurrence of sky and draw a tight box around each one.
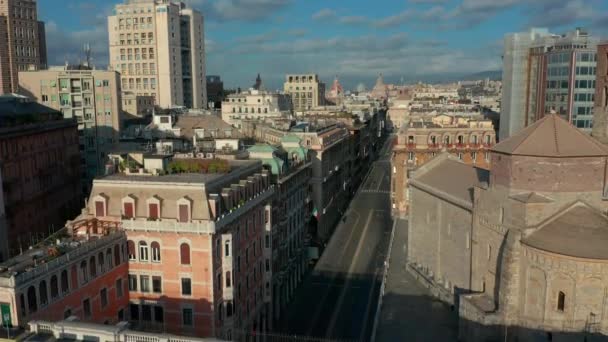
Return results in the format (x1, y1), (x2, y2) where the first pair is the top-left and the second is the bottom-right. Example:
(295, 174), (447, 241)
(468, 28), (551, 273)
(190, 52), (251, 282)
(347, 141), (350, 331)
(38, 0), (608, 90)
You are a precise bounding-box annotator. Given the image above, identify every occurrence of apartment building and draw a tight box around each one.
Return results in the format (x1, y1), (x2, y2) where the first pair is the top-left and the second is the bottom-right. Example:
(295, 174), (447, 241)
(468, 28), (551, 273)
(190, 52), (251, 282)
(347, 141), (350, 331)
(108, 0), (206, 109)
(221, 89), (292, 128)
(84, 159), (274, 339)
(0, 0), (46, 93)
(0, 94), (82, 260)
(283, 74), (325, 112)
(0, 219), (129, 328)
(18, 68), (122, 193)
(501, 28), (599, 139)
(247, 136), (312, 326)
(391, 114), (495, 216)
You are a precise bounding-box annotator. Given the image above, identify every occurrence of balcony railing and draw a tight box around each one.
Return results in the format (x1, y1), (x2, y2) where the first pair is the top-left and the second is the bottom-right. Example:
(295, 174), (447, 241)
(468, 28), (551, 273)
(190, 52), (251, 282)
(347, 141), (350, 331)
(122, 218), (215, 234)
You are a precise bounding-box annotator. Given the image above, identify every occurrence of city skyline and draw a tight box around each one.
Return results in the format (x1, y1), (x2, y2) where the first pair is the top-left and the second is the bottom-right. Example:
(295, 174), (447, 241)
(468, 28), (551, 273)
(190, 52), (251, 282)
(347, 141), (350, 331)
(38, 0), (608, 90)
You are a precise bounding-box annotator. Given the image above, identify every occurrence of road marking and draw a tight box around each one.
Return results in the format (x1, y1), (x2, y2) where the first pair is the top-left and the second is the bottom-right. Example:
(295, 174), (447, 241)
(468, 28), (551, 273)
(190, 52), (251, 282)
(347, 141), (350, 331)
(305, 210), (362, 336)
(326, 211), (375, 337)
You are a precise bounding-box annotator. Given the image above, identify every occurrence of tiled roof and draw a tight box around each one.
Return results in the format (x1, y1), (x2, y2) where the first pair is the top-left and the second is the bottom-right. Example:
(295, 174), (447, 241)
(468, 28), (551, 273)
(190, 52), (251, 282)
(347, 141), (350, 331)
(523, 204), (608, 259)
(174, 115), (242, 139)
(492, 114), (608, 157)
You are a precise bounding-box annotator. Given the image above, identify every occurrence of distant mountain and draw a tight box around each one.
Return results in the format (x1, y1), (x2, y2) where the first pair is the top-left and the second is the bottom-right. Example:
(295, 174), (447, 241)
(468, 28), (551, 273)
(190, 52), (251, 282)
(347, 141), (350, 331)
(461, 70), (502, 81)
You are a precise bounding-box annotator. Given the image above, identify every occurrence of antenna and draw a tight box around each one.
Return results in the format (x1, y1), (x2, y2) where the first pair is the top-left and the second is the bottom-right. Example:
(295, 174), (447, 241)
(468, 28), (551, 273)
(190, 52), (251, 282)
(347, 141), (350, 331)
(83, 43), (92, 68)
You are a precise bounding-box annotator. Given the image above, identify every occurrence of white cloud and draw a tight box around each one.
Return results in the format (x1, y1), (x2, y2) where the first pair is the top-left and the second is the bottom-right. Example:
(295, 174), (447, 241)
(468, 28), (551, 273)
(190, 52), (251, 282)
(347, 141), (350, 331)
(312, 8), (336, 21)
(185, 0), (292, 21)
(44, 21), (109, 68)
(338, 16), (369, 25)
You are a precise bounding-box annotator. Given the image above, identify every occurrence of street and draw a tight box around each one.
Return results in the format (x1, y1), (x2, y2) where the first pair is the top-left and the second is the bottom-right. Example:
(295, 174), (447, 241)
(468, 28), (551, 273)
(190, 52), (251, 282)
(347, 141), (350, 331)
(277, 136), (394, 341)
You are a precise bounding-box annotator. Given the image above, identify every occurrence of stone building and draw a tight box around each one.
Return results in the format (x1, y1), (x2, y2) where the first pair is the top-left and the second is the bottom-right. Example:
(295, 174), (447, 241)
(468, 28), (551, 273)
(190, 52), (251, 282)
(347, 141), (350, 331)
(283, 74), (325, 112)
(408, 114), (608, 341)
(391, 114), (495, 216)
(221, 89), (292, 129)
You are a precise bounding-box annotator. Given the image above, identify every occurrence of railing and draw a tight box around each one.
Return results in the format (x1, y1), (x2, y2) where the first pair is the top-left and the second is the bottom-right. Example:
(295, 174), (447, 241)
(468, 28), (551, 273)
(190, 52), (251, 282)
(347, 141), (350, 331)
(122, 219), (216, 235)
(215, 186), (275, 230)
(10, 232), (126, 287)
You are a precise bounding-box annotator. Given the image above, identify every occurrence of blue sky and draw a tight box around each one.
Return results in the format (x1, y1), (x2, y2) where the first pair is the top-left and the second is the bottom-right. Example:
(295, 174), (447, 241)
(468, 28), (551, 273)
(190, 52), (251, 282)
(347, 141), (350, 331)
(38, 0), (608, 90)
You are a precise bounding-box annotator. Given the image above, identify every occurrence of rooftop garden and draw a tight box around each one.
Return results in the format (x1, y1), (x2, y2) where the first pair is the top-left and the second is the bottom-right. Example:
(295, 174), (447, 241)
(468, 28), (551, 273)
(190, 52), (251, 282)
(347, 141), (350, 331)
(167, 158), (231, 174)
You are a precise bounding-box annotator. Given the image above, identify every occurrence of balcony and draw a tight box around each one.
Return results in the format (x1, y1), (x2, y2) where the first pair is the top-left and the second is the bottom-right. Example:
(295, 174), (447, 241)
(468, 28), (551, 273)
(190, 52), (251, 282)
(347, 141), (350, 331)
(122, 218), (215, 234)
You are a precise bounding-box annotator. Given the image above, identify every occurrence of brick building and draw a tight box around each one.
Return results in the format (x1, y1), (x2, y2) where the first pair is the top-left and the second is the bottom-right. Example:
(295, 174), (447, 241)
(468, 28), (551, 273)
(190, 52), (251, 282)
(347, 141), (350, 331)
(0, 219), (129, 329)
(0, 94), (82, 260)
(407, 114), (608, 341)
(391, 114), (495, 216)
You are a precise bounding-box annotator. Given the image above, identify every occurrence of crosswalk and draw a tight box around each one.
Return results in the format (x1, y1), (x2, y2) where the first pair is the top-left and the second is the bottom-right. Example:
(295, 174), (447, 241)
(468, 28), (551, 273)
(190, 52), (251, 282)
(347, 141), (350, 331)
(360, 189), (391, 194)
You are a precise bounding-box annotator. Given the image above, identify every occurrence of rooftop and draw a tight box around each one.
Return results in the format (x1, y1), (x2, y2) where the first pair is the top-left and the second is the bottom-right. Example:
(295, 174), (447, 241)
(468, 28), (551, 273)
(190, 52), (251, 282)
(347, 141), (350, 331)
(492, 114), (608, 157)
(523, 204), (608, 260)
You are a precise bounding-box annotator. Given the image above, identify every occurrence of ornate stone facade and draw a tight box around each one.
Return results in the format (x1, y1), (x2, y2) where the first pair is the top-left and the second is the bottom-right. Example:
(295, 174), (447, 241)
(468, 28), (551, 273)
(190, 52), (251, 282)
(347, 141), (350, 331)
(408, 114), (608, 341)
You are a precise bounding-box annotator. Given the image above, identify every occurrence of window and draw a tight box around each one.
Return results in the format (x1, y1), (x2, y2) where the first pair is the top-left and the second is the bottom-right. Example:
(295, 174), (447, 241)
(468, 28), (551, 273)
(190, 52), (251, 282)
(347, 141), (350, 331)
(148, 202), (159, 219)
(153, 276), (162, 293)
(226, 271), (231, 288)
(142, 305), (152, 321)
(128, 274), (137, 291)
(139, 241), (149, 261)
(182, 278), (192, 296)
(182, 308), (193, 326)
(557, 291), (565, 311)
(123, 202), (134, 218)
(225, 241), (230, 257)
(50, 275), (59, 299)
(408, 152), (414, 161)
(265, 234), (270, 248)
(116, 278), (124, 298)
(178, 203), (190, 222)
(154, 306), (164, 323)
(265, 258), (270, 272)
(118, 309), (125, 321)
(61, 270), (69, 294)
(39, 280), (48, 306)
(130, 304), (139, 321)
(151, 242), (161, 262)
(83, 298), (91, 318)
(100, 288), (108, 308)
(95, 200), (105, 217)
(140, 275), (150, 292)
(127, 240), (136, 260)
(180, 243), (191, 265)
(114, 245), (121, 266)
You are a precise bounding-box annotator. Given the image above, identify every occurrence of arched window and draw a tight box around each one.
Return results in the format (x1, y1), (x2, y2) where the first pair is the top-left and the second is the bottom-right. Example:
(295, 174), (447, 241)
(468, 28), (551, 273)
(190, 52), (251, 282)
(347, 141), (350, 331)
(27, 286), (37, 313)
(471, 135), (478, 144)
(89, 256), (97, 278)
(114, 244), (121, 266)
(139, 241), (149, 261)
(226, 301), (233, 317)
(226, 271), (231, 288)
(39, 280), (48, 306)
(98, 252), (105, 273)
(151, 241), (161, 262)
(19, 293), (26, 315)
(50, 275), (59, 299)
(60, 270), (69, 294)
(180, 243), (191, 265)
(80, 260), (88, 284)
(106, 248), (114, 268)
(557, 291), (565, 311)
(485, 135), (491, 144)
(127, 240), (136, 260)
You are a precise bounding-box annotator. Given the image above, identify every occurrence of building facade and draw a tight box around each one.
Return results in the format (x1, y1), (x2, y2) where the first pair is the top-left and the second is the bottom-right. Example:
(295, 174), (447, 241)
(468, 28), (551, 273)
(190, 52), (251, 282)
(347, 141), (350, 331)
(592, 43), (608, 144)
(501, 28), (599, 139)
(18, 68), (122, 193)
(283, 74), (325, 112)
(85, 160), (274, 339)
(247, 136), (312, 326)
(221, 89), (292, 128)
(408, 114), (608, 341)
(0, 0), (46, 94)
(108, 0), (206, 109)
(391, 114), (495, 216)
(0, 219), (129, 328)
(0, 95), (82, 260)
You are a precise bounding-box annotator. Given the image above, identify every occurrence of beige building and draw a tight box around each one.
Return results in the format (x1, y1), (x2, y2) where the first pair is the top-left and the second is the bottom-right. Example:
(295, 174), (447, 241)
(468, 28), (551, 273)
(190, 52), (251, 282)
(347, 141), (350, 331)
(122, 91), (154, 118)
(221, 89), (292, 128)
(408, 114), (608, 341)
(283, 74), (325, 112)
(108, 0), (206, 109)
(391, 114), (495, 216)
(18, 68), (122, 192)
(0, 0), (46, 94)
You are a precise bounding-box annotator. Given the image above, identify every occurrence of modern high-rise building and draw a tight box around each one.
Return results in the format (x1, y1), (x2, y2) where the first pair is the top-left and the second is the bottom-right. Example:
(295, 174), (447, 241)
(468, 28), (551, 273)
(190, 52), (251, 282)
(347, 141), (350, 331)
(500, 28), (599, 139)
(18, 67), (122, 193)
(108, 0), (207, 110)
(0, 0), (46, 94)
(283, 74), (325, 112)
(592, 42), (608, 145)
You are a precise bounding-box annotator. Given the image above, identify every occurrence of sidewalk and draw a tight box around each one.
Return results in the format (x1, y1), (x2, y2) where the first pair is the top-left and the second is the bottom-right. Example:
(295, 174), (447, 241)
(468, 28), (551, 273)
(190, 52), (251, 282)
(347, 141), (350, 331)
(375, 218), (459, 342)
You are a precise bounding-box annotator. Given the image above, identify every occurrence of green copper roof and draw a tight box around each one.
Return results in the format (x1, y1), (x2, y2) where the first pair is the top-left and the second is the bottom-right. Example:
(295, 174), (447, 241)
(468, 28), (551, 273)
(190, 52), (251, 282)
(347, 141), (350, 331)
(281, 134), (301, 143)
(262, 157), (285, 175)
(286, 146), (308, 162)
(247, 144), (277, 154)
